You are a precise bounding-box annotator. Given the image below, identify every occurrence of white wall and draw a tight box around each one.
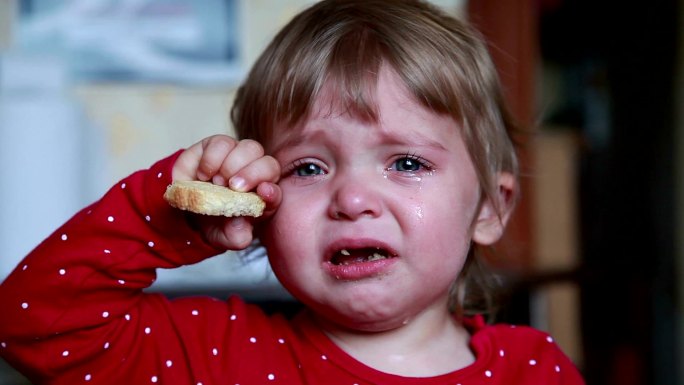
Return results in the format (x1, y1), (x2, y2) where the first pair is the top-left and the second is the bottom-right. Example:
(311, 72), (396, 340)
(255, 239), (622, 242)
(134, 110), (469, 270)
(0, 54), (105, 280)
(0, 0), (465, 292)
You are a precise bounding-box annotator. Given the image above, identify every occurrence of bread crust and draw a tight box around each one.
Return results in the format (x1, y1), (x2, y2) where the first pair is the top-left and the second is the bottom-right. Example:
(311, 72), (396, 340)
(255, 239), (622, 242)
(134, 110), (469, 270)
(164, 180), (265, 217)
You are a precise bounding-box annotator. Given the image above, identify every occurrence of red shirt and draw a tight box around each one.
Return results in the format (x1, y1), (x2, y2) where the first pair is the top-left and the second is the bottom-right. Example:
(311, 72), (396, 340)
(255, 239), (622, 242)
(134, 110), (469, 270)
(0, 152), (585, 384)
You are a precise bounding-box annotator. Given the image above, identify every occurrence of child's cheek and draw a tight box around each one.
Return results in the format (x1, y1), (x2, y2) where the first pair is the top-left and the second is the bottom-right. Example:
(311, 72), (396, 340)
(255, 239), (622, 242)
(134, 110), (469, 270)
(400, 196), (426, 229)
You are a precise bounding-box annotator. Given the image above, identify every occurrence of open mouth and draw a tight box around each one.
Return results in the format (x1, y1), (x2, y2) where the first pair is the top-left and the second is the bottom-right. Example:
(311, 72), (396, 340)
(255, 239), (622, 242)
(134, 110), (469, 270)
(330, 247), (395, 265)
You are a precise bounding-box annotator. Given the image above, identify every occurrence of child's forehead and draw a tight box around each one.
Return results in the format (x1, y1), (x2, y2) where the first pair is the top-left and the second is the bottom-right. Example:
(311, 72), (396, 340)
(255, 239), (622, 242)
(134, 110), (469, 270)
(312, 66), (417, 119)
(273, 119), (453, 151)
(268, 70), (461, 154)
(263, 65), (463, 154)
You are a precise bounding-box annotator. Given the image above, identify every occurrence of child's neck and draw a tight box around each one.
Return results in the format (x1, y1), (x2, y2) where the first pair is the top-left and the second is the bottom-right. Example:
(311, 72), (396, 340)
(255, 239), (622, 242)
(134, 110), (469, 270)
(315, 304), (475, 377)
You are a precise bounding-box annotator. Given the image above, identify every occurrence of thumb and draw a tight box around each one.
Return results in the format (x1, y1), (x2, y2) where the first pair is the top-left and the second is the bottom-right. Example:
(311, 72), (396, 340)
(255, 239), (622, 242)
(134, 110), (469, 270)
(203, 216), (254, 250)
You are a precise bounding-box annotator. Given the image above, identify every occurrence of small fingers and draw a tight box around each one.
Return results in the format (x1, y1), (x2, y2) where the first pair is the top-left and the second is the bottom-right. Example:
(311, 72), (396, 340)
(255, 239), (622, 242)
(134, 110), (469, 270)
(256, 182), (282, 217)
(197, 136), (238, 182)
(219, 139), (264, 177)
(228, 155), (280, 192)
(174, 135), (278, 194)
(201, 138), (270, 190)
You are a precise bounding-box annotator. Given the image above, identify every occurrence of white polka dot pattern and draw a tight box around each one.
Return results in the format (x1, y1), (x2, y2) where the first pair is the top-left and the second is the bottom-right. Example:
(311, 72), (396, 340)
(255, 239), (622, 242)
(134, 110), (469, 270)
(0, 154), (585, 385)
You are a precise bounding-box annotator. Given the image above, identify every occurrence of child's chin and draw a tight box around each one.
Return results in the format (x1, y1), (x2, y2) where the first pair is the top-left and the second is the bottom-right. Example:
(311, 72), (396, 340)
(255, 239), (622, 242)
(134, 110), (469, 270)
(315, 305), (413, 332)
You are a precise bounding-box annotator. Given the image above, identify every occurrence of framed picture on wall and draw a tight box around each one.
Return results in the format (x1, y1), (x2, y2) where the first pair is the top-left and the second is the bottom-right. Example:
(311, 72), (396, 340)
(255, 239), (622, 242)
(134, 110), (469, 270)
(17, 0), (243, 85)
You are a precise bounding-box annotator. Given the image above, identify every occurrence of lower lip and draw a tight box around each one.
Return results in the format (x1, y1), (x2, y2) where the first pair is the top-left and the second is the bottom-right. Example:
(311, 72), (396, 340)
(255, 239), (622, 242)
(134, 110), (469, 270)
(322, 258), (397, 280)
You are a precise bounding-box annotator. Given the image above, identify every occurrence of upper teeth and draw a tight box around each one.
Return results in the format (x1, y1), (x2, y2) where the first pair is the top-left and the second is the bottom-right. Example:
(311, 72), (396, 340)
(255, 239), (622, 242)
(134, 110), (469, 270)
(337, 249), (387, 262)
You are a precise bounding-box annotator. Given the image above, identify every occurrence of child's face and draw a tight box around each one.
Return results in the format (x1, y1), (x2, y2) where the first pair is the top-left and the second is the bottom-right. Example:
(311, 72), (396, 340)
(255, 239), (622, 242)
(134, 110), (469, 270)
(262, 67), (495, 332)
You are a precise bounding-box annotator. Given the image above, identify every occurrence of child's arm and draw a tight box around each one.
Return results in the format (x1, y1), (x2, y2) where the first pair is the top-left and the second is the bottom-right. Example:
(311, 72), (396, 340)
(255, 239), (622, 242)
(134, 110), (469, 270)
(0, 135), (281, 383)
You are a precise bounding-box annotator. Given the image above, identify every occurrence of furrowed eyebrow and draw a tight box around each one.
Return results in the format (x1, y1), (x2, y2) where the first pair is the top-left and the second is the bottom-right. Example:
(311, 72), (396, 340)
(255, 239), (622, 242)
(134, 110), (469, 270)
(268, 130), (326, 155)
(378, 130), (449, 151)
(268, 136), (300, 155)
(268, 124), (450, 155)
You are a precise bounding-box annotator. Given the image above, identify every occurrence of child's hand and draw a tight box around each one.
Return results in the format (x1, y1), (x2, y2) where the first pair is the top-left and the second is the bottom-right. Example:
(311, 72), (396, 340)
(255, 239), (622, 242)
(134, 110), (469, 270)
(172, 135), (281, 250)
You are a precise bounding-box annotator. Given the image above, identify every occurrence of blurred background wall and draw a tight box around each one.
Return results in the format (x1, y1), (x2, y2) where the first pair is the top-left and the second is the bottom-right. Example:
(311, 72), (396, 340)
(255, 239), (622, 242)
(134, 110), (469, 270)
(0, 0), (681, 384)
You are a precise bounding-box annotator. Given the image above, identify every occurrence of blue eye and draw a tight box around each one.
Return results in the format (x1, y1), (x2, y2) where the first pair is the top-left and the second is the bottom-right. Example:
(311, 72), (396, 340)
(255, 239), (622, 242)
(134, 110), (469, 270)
(393, 157), (422, 172)
(392, 153), (433, 173)
(294, 162), (324, 176)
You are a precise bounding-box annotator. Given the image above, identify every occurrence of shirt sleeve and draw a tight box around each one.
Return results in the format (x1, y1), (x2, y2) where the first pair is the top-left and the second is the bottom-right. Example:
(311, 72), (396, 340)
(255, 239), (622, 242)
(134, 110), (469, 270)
(0, 150), (228, 384)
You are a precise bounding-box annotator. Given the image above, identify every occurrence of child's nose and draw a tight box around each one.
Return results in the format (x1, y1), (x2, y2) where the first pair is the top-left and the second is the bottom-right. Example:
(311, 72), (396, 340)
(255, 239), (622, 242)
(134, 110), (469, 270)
(328, 172), (383, 221)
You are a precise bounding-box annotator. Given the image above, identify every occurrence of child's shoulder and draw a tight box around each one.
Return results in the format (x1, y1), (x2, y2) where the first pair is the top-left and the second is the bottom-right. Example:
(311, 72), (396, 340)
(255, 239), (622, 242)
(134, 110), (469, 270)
(463, 316), (585, 383)
(467, 315), (556, 343)
(467, 315), (572, 367)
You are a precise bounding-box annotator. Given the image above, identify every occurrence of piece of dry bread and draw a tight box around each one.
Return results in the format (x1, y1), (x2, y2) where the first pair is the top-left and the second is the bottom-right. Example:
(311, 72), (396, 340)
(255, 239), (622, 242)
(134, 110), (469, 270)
(164, 180), (265, 217)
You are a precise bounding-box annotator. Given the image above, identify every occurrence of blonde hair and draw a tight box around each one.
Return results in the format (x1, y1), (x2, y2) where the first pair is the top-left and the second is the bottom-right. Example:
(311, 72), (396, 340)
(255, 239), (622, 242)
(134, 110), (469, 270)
(232, 0), (519, 319)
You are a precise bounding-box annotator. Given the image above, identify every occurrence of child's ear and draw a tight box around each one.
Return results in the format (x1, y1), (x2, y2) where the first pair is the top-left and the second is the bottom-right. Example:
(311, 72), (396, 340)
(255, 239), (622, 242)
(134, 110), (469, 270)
(472, 172), (517, 246)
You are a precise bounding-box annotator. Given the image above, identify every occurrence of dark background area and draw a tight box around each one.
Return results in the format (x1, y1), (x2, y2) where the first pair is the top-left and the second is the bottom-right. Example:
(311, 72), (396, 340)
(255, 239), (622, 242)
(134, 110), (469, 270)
(471, 0), (681, 384)
(538, 1), (680, 384)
